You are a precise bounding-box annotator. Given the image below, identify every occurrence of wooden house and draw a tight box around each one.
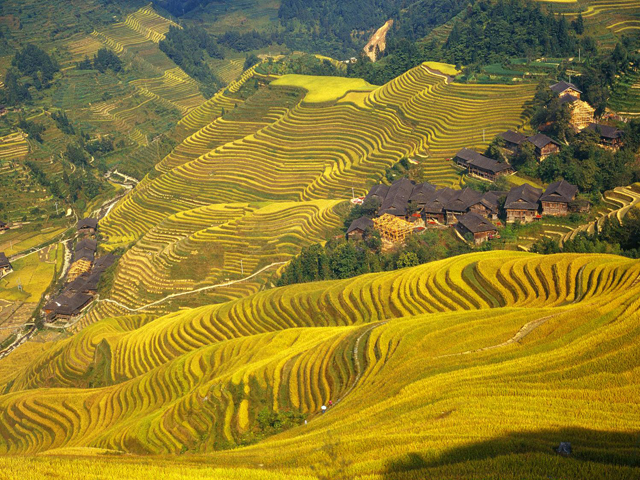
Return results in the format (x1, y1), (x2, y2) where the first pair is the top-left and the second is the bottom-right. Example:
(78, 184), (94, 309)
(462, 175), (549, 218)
(363, 184), (389, 209)
(498, 130), (527, 152)
(526, 134), (561, 160)
(454, 148), (513, 181)
(456, 213), (498, 245)
(540, 180), (578, 216)
(550, 81), (582, 99)
(560, 97), (595, 130)
(77, 218), (98, 235)
(467, 156), (514, 181)
(347, 216), (374, 240)
(377, 178), (415, 218)
(584, 123), (624, 149)
(0, 220), (9, 232)
(504, 184), (542, 223)
(423, 188), (456, 224)
(408, 183), (437, 211)
(44, 292), (93, 321)
(453, 148), (481, 168)
(0, 252), (12, 276)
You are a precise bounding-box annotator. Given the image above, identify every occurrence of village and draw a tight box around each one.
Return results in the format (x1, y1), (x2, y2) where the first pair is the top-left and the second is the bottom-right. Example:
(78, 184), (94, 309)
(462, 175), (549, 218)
(42, 218), (116, 324)
(348, 81), (620, 246)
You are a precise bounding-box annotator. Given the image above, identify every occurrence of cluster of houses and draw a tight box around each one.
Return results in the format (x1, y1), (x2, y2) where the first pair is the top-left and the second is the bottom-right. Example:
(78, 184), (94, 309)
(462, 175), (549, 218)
(548, 81), (624, 148)
(44, 218), (116, 322)
(348, 177), (584, 245)
(454, 81), (624, 182)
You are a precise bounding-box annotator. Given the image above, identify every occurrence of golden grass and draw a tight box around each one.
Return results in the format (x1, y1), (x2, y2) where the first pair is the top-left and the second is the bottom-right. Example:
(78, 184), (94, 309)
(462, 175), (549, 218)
(0, 251), (638, 480)
(270, 75), (376, 103)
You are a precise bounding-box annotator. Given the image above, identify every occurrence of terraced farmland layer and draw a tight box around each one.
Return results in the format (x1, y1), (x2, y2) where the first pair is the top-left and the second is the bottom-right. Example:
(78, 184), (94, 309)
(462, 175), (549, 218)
(0, 252), (639, 480)
(54, 5), (206, 146)
(562, 183), (640, 242)
(0, 132), (29, 160)
(98, 65), (534, 312)
(610, 69), (640, 117)
(103, 200), (344, 312)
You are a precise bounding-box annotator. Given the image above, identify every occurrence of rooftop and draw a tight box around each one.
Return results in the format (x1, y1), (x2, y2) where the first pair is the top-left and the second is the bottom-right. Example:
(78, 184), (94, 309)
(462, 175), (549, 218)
(498, 130), (527, 145)
(550, 81), (581, 95)
(540, 180), (578, 203)
(458, 212), (497, 234)
(505, 184), (542, 211)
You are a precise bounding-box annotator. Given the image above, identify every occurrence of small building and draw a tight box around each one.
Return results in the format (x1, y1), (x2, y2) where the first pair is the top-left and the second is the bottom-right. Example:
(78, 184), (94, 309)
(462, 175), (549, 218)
(378, 178), (415, 218)
(0, 220), (9, 232)
(444, 188), (484, 224)
(550, 81), (582, 99)
(526, 134), (561, 160)
(453, 148), (483, 168)
(467, 156), (514, 182)
(498, 130), (527, 152)
(364, 184), (389, 209)
(373, 213), (416, 243)
(504, 184), (542, 223)
(44, 292), (93, 321)
(77, 218), (98, 235)
(456, 212), (498, 245)
(0, 252), (12, 276)
(423, 188), (456, 224)
(560, 97), (595, 130)
(74, 238), (97, 263)
(408, 183), (437, 210)
(540, 180), (578, 216)
(584, 123), (624, 149)
(346, 216), (374, 240)
(453, 148), (513, 181)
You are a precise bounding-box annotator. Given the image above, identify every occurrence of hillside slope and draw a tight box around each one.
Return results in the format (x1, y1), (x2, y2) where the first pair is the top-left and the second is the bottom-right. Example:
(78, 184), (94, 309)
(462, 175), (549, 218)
(91, 65), (534, 320)
(0, 251), (639, 478)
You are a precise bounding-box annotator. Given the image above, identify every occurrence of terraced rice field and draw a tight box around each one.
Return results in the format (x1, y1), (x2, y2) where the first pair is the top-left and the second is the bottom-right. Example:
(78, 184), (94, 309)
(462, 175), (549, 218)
(610, 70), (640, 117)
(562, 183), (640, 241)
(96, 64), (534, 314)
(0, 132), (29, 160)
(55, 6), (206, 146)
(0, 252), (638, 480)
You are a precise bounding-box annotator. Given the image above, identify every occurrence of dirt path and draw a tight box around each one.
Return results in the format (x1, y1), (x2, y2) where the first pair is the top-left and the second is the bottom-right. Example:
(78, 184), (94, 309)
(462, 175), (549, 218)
(46, 261), (289, 330)
(336, 320), (388, 404)
(436, 312), (561, 359)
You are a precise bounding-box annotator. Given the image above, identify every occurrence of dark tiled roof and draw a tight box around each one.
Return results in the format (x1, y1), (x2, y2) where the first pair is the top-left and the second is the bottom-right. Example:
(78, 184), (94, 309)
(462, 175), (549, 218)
(67, 274), (90, 293)
(77, 218), (98, 230)
(479, 191), (500, 213)
(347, 216), (374, 234)
(46, 292), (92, 316)
(505, 184), (542, 211)
(467, 156), (513, 174)
(0, 252), (10, 268)
(76, 239), (97, 253)
(458, 212), (497, 234)
(379, 178), (415, 216)
(454, 148), (487, 165)
(540, 180), (578, 203)
(559, 94), (579, 105)
(74, 239), (97, 262)
(585, 123), (623, 140)
(444, 188), (484, 212)
(423, 188), (457, 214)
(365, 184), (390, 203)
(409, 183), (437, 205)
(550, 81), (581, 95)
(94, 254), (116, 271)
(498, 130), (527, 145)
(527, 133), (560, 150)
